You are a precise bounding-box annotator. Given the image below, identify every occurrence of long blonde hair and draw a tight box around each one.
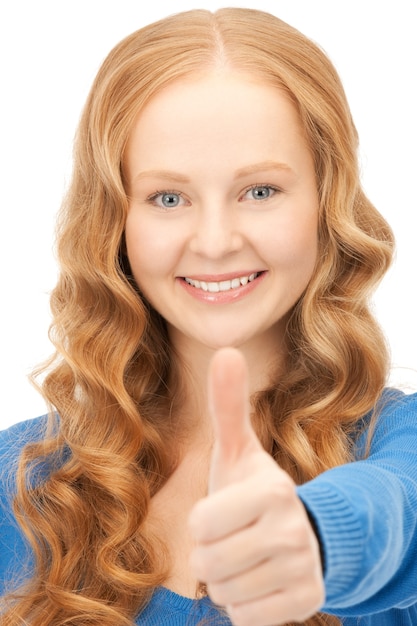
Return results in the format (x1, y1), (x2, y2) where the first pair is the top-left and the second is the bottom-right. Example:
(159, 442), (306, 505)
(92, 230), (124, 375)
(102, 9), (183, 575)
(2, 8), (393, 626)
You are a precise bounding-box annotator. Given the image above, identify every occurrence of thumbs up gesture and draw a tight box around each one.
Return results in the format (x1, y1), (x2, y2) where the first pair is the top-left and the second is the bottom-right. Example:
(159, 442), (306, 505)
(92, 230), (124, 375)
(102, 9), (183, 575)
(188, 348), (324, 626)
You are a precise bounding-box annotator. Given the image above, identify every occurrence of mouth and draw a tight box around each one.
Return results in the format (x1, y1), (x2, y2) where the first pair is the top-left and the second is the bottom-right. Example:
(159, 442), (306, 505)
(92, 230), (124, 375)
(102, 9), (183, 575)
(183, 271), (263, 293)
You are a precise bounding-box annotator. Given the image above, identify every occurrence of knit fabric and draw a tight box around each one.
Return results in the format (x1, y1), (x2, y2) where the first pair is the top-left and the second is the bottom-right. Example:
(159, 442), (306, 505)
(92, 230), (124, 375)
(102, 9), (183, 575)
(1, 390), (417, 625)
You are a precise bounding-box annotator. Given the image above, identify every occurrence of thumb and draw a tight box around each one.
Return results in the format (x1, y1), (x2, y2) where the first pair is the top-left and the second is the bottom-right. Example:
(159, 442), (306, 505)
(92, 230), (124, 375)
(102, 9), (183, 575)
(209, 347), (258, 464)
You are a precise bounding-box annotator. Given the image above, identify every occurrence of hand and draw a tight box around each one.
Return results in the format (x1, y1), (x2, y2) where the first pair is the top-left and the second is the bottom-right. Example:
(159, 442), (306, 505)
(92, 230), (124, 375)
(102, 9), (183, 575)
(188, 347), (324, 626)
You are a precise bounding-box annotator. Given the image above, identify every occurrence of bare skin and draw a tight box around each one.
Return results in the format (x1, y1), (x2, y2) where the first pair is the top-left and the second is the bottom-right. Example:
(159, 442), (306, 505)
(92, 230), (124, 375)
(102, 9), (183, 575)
(188, 348), (324, 625)
(125, 70), (324, 624)
(145, 349), (324, 625)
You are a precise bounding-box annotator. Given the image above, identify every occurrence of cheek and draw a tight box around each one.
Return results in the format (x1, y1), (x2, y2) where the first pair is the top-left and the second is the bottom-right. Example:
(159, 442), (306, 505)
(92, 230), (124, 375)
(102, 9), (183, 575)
(124, 213), (182, 283)
(262, 210), (319, 274)
(125, 215), (158, 281)
(289, 225), (318, 269)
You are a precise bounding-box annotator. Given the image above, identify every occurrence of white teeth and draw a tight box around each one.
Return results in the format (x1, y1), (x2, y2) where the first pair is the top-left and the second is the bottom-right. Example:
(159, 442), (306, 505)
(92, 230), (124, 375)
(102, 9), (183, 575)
(184, 273), (260, 292)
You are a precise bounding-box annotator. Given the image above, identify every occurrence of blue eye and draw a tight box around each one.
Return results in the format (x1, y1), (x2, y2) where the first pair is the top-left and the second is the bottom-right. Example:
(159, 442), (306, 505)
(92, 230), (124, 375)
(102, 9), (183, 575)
(148, 191), (184, 209)
(253, 186), (271, 199)
(242, 185), (279, 201)
(161, 193), (181, 207)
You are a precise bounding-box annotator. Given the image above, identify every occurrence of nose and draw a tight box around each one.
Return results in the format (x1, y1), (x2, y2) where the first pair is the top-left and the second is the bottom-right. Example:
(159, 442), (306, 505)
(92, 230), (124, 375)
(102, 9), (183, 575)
(188, 202), (243, 259)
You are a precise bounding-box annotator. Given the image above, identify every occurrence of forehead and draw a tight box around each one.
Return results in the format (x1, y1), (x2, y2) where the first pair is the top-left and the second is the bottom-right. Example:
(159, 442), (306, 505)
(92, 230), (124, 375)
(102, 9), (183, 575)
(132, 69), (302, 131)
(124, 70), (311, 178)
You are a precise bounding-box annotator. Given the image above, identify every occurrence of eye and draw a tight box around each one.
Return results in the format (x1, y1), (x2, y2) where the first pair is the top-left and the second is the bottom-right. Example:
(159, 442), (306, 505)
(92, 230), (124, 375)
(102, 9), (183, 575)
(241, 184), (280, 202)
(147, 191), (186, 209)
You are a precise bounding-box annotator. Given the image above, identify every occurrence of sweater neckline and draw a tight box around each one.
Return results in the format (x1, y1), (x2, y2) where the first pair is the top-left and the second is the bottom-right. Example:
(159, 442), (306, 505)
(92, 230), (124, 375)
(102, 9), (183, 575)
(155, 586), (209, 607)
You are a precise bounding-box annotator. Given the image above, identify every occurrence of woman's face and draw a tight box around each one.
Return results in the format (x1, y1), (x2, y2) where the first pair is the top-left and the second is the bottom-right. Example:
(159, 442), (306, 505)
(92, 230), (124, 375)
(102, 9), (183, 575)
(124, 71), (319, 354)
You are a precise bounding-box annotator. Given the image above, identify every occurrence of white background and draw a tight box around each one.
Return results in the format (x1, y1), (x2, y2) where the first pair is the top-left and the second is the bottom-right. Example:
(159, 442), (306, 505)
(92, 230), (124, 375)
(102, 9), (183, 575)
(1, 1), (416, 429)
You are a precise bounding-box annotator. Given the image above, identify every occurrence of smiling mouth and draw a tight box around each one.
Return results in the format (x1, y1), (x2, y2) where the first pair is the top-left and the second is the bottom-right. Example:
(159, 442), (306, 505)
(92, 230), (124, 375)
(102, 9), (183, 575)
(183, 272), (262, 293)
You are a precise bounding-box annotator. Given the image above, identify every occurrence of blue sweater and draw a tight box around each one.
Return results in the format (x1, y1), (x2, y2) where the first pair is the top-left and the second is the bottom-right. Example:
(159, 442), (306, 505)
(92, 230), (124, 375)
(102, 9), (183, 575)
(1, 391), (417, 625)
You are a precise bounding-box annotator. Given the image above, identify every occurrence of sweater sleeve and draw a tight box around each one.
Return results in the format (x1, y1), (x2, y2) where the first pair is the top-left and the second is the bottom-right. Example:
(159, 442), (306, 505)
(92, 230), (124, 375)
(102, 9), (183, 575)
(0, 416), (48, 595)
(297, 391), (417, 616)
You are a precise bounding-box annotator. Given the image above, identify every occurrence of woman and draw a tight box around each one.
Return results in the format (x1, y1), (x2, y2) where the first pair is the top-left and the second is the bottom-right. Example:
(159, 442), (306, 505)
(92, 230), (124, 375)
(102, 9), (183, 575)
(1, 8), (416, 626)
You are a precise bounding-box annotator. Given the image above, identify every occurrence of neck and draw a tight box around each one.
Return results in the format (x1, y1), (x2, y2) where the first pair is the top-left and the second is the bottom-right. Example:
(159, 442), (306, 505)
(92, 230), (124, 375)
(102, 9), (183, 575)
(168, 332), (286, 447)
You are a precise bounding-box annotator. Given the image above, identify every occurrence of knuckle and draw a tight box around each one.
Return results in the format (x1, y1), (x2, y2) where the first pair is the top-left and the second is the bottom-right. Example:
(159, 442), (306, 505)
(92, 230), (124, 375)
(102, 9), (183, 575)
(207, 582), (227, 606)
(266, 474), (296, 509)
(295, 580), (325, 620)
(191, 551), (212, 582)
(189, 499), (211, 539)
(291, 516), (312, 548)
(227, 604), (253, 626)
(312, 577), (326, 608)
(192, 541), (229, 584)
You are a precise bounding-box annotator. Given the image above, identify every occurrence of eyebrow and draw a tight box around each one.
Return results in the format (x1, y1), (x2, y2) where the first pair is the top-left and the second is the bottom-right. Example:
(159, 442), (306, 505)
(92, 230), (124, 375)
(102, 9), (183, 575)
(133, 170), (191, 184)
(234, 160), (293, 179)
(132, 160), (293, 184)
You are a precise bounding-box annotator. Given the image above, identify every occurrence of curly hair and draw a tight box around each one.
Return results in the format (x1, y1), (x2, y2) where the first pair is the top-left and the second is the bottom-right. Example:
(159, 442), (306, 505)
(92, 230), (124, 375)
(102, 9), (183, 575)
(1, 8), (393, 626)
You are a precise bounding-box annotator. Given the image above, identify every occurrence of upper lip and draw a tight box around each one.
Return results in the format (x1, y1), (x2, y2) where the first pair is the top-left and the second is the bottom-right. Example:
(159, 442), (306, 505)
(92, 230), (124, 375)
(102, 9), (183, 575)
(180, 270), (264, 281)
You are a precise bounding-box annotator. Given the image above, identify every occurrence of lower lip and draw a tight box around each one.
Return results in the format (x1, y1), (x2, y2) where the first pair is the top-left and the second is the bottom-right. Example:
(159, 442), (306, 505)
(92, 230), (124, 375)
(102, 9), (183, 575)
(178, 272), (266, 304)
